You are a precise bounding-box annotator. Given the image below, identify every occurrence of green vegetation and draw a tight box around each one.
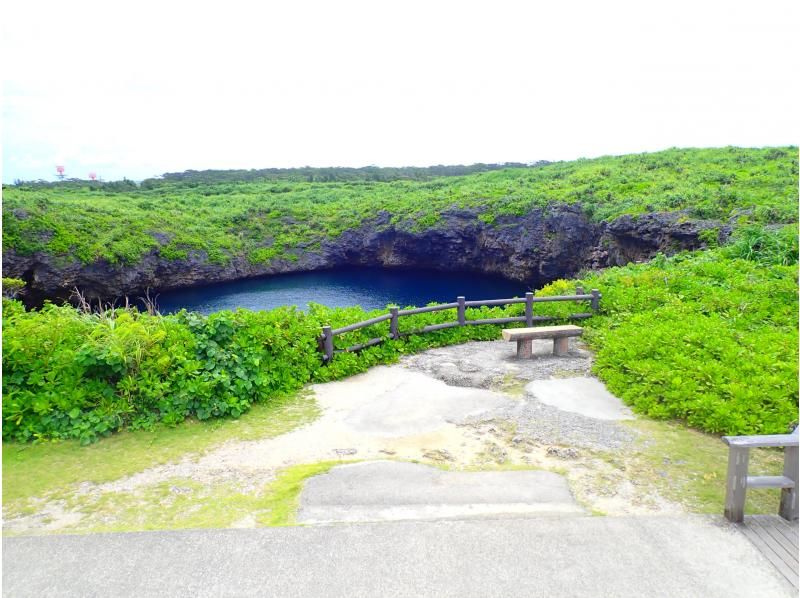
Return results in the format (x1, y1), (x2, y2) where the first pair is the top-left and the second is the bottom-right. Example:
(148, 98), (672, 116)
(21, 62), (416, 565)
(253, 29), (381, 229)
(3, 225), (797, 442)
(2, 147), (797, 442)
(3, 146), (797, 265)
(2, 277), (25, 299)
(580, 226), (799, 434)
(4, 147), (796, 538)
(2, 301), (323, 443)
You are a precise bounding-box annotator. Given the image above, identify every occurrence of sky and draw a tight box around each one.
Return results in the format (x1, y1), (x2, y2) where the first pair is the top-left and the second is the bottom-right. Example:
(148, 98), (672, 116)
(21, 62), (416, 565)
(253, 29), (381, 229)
(2, 0), (798, 183)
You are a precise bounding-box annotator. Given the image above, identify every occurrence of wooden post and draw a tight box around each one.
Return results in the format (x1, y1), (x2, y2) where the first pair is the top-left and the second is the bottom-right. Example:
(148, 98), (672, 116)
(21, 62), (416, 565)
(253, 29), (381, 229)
(517, 339), (532, 359)
(779, 445), (799, 521)
(724, 446), (750, 523)
(591, 289), (601, 312)
(576, 286), (584, 296)
(525, 292), (533, 326)
(457, 296), (466, 325)
(389, 307), (399, 340)
(322, 326), (334, 363)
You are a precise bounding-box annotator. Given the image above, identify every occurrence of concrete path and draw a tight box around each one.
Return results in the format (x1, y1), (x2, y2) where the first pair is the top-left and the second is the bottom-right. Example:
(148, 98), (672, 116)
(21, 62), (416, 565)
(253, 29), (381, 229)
(330, 367), (512, 437)
(3, 516), (793, 597)
(298, 461), (584, 523)
(525, 377), (634, 420)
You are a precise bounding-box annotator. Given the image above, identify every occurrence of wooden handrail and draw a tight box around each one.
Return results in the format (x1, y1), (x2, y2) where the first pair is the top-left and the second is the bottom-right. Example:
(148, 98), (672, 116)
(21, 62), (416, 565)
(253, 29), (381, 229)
(319, 287), (601, 362)
(331, 313), (393, 335)
(722, 434), (799, 448)
(722, 427), (799, 523)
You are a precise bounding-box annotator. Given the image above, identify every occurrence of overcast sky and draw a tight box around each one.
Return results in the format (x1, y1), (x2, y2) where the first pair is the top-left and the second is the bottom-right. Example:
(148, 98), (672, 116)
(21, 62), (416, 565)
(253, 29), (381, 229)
(2, 0), (798, 182)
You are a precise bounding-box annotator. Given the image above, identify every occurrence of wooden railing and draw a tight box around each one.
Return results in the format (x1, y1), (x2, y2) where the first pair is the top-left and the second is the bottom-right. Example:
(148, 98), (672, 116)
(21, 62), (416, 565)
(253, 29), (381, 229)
(319, 286), (601, 363)
(722, 427), (799, 523)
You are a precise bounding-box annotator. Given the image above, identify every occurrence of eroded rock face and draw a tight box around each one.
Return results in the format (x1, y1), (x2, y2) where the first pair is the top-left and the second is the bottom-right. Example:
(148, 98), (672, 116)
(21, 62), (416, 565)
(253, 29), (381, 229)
(3, 205), (727, 307)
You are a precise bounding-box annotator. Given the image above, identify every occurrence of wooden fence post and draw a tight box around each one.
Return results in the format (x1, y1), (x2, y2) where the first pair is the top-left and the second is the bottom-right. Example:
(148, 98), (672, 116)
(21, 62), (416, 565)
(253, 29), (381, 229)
(724, 446), (750, 523)
(322, 325), (334, 363)
(576, 286), (584, 296)
(525, 292), (534, 326)
(457, 296), (466, 325)
(779, 445), (799, 521)
(389, 307), (399, 340)
(591, 289), (601, 312)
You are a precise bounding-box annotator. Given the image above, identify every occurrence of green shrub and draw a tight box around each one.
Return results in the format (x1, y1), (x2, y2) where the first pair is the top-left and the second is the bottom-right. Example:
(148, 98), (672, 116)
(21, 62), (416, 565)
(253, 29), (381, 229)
(723, 224), (798, 266)
(2, 229), (797, 442)
(1, 278), (25, 299)
(580, 236), (798, 435)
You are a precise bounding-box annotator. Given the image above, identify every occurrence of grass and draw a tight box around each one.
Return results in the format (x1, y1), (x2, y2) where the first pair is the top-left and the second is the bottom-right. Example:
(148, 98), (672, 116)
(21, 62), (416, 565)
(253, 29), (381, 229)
(2, 391), (320, 514)
(56, 461), (343, 534)
(622, 419), (786, 514)
(258, 461), (341, 526)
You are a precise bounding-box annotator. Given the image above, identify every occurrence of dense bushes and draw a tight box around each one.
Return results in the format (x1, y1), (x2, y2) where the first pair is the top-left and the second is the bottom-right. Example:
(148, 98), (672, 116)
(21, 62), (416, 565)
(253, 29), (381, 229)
(1, 297), (539, 443)
(2, 304), (322, 443)
(2, 226), (797, 442)
(583, 242), (798, 435)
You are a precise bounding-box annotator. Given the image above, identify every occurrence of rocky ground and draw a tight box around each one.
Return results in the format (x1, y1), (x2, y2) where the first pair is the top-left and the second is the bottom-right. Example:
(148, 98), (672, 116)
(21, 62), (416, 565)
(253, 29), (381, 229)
(4, 338), (683, 535)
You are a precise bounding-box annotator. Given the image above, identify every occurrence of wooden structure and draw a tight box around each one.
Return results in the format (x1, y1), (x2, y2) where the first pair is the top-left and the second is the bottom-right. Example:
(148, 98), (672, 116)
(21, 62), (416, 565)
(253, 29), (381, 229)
(502, 325), (583, 358)
(722, 427), (799, 523)
(735, 515), (799, 590)
(319, 287), (601, 363)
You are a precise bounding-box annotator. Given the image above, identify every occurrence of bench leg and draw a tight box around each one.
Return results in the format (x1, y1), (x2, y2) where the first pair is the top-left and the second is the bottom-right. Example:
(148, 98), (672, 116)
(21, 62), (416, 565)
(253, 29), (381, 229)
(553, 337), (569, 356)
(779, 446), (798, 521)
(516, 339), (532, 359)
(724, 446), (749, 523)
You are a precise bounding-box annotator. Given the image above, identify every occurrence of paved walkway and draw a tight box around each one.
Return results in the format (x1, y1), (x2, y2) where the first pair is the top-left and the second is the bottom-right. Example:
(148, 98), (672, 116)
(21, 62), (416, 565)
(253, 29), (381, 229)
(3, 516), (793, 597)
(298, 461), (584, 524)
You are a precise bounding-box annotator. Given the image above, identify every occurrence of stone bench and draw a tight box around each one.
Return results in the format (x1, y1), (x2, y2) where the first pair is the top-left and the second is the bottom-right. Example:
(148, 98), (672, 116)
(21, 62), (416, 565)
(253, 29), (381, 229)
(501, 325), (583, 358)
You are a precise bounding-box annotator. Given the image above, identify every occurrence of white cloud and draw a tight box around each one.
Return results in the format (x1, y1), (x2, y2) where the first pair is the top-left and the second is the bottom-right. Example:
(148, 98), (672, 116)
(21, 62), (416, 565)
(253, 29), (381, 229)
(2, 0), (798, 181)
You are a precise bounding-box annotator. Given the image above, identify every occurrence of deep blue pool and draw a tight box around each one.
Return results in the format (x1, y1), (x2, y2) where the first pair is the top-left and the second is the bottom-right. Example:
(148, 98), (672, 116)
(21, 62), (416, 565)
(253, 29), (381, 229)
(155, 267), (528, 314)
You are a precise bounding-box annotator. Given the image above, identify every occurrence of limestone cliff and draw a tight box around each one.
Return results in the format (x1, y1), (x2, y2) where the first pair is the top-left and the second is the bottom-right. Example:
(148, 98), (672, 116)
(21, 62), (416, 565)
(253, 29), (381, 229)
(3, 205), (726, 307)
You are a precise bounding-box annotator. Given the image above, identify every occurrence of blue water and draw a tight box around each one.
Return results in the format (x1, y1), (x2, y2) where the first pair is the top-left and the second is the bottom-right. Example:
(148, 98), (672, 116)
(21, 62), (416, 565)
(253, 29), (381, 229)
(155, 267), (527, 314)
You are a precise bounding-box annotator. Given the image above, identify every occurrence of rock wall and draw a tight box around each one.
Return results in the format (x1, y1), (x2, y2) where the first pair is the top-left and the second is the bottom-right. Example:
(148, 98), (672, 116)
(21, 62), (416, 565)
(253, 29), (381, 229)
(3, 205), (727, 307)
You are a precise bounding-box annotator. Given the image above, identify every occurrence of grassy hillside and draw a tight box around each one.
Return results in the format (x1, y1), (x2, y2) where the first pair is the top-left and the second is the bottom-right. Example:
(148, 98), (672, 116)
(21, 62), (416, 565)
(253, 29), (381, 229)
(3, 146), (797, 266)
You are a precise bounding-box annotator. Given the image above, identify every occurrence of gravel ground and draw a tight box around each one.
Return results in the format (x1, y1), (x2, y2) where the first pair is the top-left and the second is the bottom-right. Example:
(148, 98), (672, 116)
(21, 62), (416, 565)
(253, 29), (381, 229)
(403, 339), (594, 388)
(471, 397), (637, 450)
(402, 339), (637, 451)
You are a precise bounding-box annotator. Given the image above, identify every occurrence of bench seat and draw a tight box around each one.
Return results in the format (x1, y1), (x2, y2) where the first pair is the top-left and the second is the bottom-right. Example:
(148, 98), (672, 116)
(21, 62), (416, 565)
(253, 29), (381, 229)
(502, 325), (583, 358)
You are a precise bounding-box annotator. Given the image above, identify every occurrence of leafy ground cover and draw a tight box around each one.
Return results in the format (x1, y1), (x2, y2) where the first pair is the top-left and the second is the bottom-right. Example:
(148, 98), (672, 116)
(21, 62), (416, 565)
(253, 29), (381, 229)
(3, 146), (797, 266)
(580, 225), (798, 434)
